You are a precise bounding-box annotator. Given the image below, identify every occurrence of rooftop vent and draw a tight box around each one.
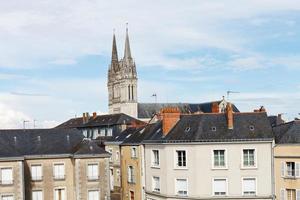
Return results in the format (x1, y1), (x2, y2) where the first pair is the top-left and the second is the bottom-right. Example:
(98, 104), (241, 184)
(185, 127), (191, 133)
(211, 126), (217, 131)
(249, 125), (255, 131)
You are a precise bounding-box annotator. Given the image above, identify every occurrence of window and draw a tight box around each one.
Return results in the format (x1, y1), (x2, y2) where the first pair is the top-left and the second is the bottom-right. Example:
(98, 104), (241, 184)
(211, 126), (217, 131)
(106, 128), (113, 136)
(130, 191), (134, 200)
(152, 176), (160, 192)
(213, 150), (225, 168)
(176, 150), (186, 167)
(53, 163), (65, 180)
(92, 129), (99, 139)
(152, 150), (160, 167)
(82, 130), (88, 138)
(286, 189), (298, 200)
(100, 129), (105, 137)
(286, 162), (295, 177)
(31, 165), (42, 181)
(1, 168), (13, 185)
(175, 179), (187, 196)
(131, 147), (137, 158)
(88, 190), (99, 200)
(32, 190), (42, 200)
(116, 151), (119, 161)
(87, 164), (99, 180)
(54, 188), (66, 200)
(243, 149), (255, 167)
(1, 195), (13, 200)
(128, 166), (134, 183)
(213, 179), (227, 196)
(249, 125), (255, 131)
(243, 178), (256, 195)
(108, 149), (113, 162)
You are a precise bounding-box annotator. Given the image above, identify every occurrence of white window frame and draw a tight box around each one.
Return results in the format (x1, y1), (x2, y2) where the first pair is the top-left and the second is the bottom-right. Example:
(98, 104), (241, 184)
(151, 150), (160, 168)
(131, 147), (137, 158)
(32, 190), (43, 200)
(127, 166), (134, 183)
(174, 149), (187, 169)
(1, 194), (14, 200)
(212, 178), (228, 196)
(106, 128), (113, 136)
(87, 189), (100, 200)
(53, 187), (67, 200)
(87, 163), (99, 181)
(175, 178), (188, 196)
(152, 176), (160, 193)
(53, 162), (65, 180)
(242, 177), (257, 196)
(241, 148), (257, 169)
(296, 189), (300, 200)
(31, 164), (43, 181)
(108, 148), (113, 162)
(0, 167), (13, 185)
(212, 148), (227, 169)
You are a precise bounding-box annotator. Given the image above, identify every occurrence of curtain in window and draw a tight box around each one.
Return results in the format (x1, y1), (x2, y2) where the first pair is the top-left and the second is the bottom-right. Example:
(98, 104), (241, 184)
(1, 168), (12, 184)
(32, 191), (43, 200)
(54, 164), (65, 179)
(54, 188), (66, 200)
(88, 190), (99, 200)
(243, 178), (256, 194)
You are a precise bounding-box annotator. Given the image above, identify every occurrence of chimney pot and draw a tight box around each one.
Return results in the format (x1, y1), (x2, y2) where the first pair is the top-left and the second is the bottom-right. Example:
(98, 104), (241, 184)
(212, 102), (219, 113)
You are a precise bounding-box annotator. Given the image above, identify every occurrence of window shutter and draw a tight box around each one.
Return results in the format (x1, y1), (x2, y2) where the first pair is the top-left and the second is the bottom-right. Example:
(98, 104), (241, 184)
(214, 179), (226, 193)
(280, 189), (285, 200)
(281, 162), (285, 177)
(296, 190), (300, 200)
(296, 163), (300, 177)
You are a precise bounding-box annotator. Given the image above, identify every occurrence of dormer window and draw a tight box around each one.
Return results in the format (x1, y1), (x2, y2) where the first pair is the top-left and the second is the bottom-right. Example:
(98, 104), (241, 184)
(211, 126), (217, 131)
(249, 125), (255, 131)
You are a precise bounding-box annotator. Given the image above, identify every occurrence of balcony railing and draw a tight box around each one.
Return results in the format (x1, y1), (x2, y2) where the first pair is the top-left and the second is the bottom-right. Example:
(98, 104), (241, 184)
(31, 176), (43, 181)
(53, 175), (65, 180)
(87, 176), (99, 181)
(0, 180), (13, 185)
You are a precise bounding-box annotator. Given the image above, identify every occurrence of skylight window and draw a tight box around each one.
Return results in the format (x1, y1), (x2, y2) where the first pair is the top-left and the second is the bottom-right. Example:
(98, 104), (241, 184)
(211, 126), (217, 131)
(249, 125), (255, 131)
(185, 127), (191, 132)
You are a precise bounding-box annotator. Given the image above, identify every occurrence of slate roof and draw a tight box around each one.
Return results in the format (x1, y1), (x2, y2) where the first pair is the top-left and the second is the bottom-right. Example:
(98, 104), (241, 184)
(142, 112), (273, 143)
(0, 129), (109, 159)
(273, 120), (300, 143)
(137, 101), (239, 119)
(56, 113), (144, 129)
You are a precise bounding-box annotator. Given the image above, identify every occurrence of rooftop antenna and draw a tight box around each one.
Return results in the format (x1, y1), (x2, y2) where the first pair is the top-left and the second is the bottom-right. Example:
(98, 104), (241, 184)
(33, 119), (37, 128)
(151, 93), (157, 104)
(23, 120), (29, 129)
(227, 91), (240, 101)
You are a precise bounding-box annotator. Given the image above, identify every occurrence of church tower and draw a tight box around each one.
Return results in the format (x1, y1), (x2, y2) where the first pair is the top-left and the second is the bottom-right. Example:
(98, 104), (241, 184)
(107, 27), (138, 118)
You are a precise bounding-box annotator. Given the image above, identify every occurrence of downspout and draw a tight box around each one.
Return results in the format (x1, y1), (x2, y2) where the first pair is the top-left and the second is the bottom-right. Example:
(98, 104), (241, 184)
(271, 140), (275, 200)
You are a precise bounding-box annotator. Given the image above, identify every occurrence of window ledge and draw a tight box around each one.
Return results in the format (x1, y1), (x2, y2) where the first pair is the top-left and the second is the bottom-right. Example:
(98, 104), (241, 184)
(241, 166), (257, 170)
(211, 167), (228, 170)
(151, 166), (160, 169)
(174, 167), (188, 170)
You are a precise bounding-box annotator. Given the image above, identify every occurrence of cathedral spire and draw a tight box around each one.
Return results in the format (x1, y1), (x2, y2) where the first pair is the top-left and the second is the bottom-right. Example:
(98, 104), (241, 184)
(111, 30), (118, 63)
(124, 23), (132, 60)
(110, 30), (119, 72)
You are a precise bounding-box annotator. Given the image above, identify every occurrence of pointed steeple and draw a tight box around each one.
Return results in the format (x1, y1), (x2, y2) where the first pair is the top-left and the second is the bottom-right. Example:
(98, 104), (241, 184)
(111, 31), (118, 63)
(111, 30), (119, 72)
(124, 23), (132, 60)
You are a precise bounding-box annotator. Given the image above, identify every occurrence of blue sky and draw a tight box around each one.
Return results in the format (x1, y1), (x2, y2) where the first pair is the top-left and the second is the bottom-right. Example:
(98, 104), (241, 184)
(0, 0), (300, 128)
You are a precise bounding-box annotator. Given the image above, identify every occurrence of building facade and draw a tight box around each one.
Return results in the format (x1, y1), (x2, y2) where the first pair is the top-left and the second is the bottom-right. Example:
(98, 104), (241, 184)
(143, 106), (275, 200)
(273, 120), (300, 200)
(0, 129), (111, 200)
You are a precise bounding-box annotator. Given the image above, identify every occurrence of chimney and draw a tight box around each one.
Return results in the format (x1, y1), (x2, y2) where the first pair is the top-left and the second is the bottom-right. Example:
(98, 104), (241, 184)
(212, 102), (219, 113)
(226, 103), (233, 129)
(159, 107), (181, 136)
(92, 112), (97, 119)
(86, 112), (90, 123)
(82, 113), (86, 123)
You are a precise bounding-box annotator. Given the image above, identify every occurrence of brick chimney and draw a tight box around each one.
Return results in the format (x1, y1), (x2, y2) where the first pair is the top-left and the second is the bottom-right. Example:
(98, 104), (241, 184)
(159, 107), (181, 136)
(212, 102), (219, 113)
(226, 103), (233, 129)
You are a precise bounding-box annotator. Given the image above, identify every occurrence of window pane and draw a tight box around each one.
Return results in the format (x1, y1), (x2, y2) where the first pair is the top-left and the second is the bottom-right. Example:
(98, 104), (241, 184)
(214, 179), (226, 195)
(243, 178), (256, 195)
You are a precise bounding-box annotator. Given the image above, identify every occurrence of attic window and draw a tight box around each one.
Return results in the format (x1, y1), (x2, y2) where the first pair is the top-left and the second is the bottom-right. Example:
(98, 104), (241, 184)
(115, 136), (119, 139)
(249, 125), (255, 131)
(211, 126), (217, 131)
(185, 127), (191, 133)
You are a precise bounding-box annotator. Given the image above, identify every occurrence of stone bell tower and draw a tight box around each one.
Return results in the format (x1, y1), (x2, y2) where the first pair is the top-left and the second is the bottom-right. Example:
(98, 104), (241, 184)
(107, 27), (138, 118)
